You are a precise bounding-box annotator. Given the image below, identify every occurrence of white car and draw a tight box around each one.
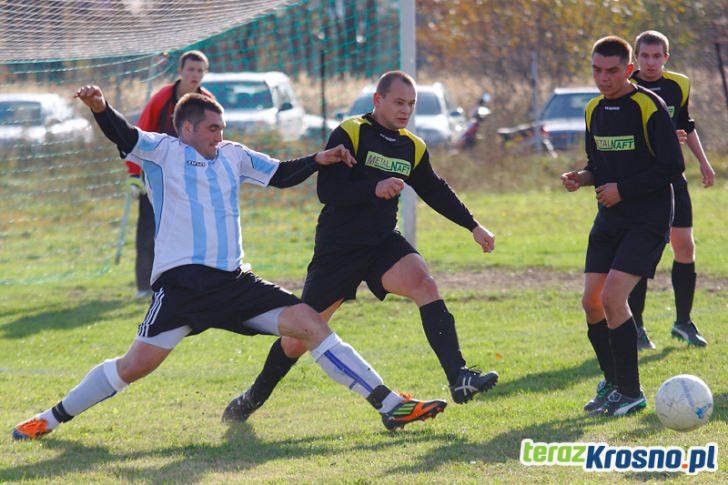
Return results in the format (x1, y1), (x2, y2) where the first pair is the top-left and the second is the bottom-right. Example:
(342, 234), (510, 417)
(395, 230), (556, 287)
(0, 93), (94, 149)
(341, 83), (466, 147)
(203, 71), (306, 142)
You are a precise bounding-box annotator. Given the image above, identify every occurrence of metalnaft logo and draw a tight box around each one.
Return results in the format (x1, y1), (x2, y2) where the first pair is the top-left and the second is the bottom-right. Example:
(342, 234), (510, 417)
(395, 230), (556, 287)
(364, 151), (411, 176)
(520, 439), (718, 475)
(594, 135), (635, 151)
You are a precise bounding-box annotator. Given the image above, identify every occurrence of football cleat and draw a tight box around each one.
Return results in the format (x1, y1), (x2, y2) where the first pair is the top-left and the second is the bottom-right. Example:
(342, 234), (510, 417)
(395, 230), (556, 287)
(450, 367), (499, 404)
(636, 326), (656, 351)
(584, 379), (616, 414)
(603, 390), (647, 417)
(671, 321), (708, 347)
(381, 394), (447, 431)
(221, 387), (263, 423)
(12, 417), (52, 440)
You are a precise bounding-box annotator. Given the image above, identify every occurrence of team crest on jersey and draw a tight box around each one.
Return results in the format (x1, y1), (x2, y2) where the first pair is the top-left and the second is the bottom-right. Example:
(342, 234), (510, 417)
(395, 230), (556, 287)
(667, 106), (675, 117)
(365, 151), (411, 176)
(594, 135), (635, 151)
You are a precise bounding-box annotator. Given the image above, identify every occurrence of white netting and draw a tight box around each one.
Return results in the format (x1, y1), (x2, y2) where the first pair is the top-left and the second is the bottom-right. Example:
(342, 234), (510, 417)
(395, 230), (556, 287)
(0, 0), (297, 62)
(0, 0), (401, 285)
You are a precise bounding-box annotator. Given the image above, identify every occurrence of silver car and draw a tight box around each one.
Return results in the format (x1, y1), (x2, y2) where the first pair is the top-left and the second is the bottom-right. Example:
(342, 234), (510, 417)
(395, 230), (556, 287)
(536, 87), (601, 150)
(0, 93), (94, 149)
(203, 71), (306, 142)
(341, 83), (466, 147)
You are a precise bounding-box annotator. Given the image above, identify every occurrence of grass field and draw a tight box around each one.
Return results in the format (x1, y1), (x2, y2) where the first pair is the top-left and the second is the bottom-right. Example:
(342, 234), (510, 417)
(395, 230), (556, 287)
(2, 155), (727, 483)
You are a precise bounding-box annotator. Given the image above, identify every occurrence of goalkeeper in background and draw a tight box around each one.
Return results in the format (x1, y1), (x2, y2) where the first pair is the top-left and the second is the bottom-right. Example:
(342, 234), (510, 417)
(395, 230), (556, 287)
(223, 70), (499, 423)
(126, 50), (213, 299)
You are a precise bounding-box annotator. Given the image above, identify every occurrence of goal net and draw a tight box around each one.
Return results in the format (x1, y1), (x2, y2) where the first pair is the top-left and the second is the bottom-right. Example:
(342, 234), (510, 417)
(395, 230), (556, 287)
(0, 0), (401, 285)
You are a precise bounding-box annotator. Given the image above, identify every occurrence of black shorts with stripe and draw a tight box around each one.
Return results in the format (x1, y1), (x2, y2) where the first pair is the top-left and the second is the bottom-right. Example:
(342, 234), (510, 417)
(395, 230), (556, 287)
(584, 223), (667, 278)
(301, 231), (418, 312)
(138, 265), (300, 338)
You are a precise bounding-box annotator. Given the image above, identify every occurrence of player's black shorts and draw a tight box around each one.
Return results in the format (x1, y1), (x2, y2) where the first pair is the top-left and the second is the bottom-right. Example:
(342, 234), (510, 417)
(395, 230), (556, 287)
(302, 231), (418, 312)
(584, 224), (667, 278)
(672, 181), (692, 228)
(138, 264), (300, 338)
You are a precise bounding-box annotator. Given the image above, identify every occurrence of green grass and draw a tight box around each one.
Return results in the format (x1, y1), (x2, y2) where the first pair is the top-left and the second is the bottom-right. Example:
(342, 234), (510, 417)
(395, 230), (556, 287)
(2, 155), (728, 483)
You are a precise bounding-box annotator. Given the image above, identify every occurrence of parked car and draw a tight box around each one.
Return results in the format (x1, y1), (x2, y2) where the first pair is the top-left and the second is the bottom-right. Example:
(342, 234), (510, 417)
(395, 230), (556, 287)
(339, 83), (466, 147)
(0, 93), (94, 149)
(203, 71), (306, 142)
(498, 86), (600, 152)
(301, 113), (339, 143)
(537, 87), (600, 149)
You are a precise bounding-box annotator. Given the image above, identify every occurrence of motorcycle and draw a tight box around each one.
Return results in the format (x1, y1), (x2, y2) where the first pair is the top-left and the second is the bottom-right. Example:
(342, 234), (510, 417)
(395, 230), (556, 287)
(454, 92), (492, 150)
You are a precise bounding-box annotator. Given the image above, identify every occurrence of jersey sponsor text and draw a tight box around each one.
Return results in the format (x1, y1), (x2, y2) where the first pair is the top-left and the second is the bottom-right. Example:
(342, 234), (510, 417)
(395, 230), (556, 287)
(594, 135), (635, 151)
(365, 151), (411, 176)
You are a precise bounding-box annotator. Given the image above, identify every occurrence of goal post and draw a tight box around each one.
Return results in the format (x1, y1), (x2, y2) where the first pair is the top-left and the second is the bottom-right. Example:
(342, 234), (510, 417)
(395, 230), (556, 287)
(399, 0), (417, 248)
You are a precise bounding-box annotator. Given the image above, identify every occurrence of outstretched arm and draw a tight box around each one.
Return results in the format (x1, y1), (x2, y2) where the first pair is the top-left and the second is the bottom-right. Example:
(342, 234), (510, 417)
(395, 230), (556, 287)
(269, 144), (356, 188)
(74, 85), (138, 156)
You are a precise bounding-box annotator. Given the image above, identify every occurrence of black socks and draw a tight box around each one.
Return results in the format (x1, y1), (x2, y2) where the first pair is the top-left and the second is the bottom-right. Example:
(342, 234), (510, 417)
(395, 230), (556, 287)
(672, 261), (696, 324)
(587, 319), (616, 384)
(248, 338), (299, 405)
(420, 300), (466, 385)
(609, 318), (640, 398)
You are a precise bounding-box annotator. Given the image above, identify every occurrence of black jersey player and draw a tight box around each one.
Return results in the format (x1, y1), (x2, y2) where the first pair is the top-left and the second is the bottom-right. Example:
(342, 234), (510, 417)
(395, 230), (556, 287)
(223, 71), (499, 423)
(561, 36), (684, 416)
(627, 30), (715, 350)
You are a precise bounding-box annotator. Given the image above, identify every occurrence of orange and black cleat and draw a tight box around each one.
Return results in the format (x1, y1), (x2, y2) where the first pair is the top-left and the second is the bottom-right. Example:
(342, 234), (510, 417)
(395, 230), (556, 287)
(12, 417), (52, 441)
(381, 394), (447, 431)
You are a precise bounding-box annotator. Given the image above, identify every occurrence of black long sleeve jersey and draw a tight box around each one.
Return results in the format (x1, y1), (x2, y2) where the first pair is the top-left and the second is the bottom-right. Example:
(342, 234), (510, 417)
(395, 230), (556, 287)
(631, 70), (694, 187)
(315, 113), (477, 245)
(584, 85), (685, 236)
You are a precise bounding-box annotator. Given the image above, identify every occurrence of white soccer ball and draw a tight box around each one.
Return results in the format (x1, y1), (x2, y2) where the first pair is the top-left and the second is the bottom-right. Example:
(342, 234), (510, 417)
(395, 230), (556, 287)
(655, 374), (713, 432)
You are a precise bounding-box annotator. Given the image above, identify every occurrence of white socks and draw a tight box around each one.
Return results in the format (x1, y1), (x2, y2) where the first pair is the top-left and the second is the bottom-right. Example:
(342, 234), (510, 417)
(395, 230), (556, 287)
(39, 358), (128, 430)
(310, 333), (403, 413)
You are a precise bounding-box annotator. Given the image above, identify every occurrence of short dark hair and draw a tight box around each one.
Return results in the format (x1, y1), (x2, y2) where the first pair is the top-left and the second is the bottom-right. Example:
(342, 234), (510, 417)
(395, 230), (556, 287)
(592, 36), (632, 65)
(173, 93), (223, 133)
(179, 50), (209, 70)
(634, 30), (669, 56)
(376, 70), (416, 97)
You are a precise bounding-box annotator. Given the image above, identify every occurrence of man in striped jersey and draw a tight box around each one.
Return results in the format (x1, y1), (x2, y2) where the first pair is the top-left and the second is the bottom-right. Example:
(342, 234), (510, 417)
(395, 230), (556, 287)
(11, 85), (446, 441)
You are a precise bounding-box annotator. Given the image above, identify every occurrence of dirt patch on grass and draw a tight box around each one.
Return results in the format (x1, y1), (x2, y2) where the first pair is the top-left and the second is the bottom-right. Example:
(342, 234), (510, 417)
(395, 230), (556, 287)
(277, 267), (728, 294)
(432, 267), (728, 294)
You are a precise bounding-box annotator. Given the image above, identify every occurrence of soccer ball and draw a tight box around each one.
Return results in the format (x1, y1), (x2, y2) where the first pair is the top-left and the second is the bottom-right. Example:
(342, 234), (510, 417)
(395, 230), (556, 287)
(655, 374), (713, 432)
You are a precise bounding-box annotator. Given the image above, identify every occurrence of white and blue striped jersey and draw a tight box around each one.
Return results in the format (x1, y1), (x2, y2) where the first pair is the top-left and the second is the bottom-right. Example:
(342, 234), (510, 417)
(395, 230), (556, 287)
(125, 130), (280, 284)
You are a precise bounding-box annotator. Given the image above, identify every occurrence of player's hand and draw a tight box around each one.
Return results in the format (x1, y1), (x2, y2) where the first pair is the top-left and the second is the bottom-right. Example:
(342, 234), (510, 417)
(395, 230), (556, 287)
(315, 145), (356, 167)
(74, 85), (107, 113)
(472, 225), (495, 253)
(375, 177), (405, 199)
(676, 129), (688, 144)
(595, 183), (622, 208)
(126, 175), (145, 196)
(560, 171), (581, 192)
(700, 161), (715, 188)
